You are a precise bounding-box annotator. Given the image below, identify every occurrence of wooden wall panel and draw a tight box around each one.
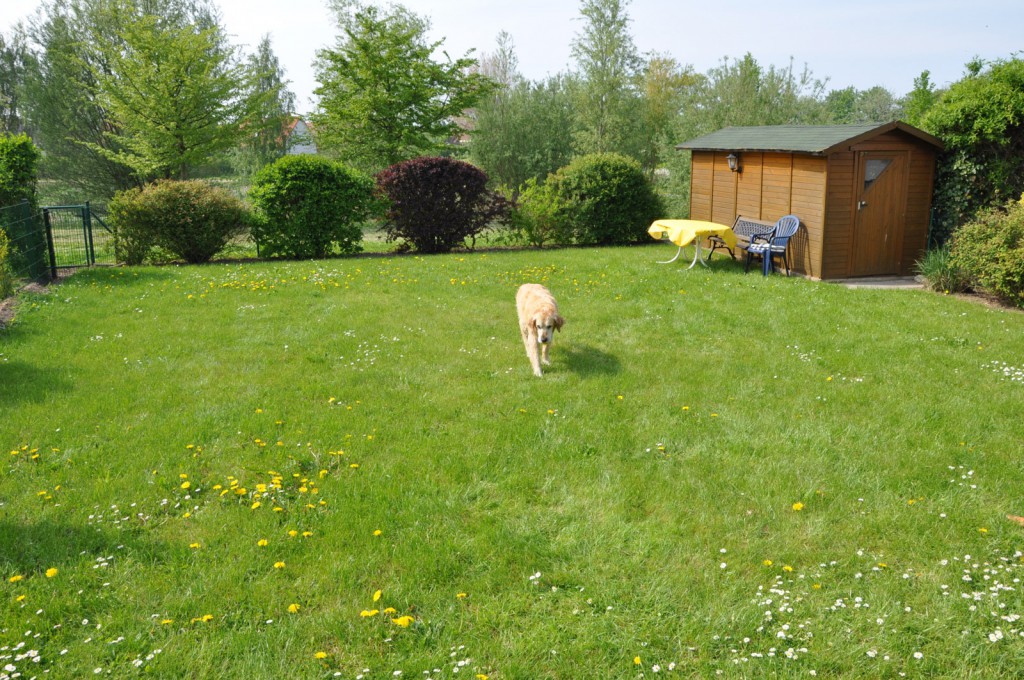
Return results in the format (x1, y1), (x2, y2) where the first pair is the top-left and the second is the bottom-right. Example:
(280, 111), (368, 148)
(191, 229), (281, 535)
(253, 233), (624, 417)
(760, 153), (793, 221)
(789, 156), (827, 278)
(822, 152), (855, 279)
(900, 149), (937, 274)
(689, 152), (713, 220)
(711, 153), (738, 225)
(735, 152), (763, 219)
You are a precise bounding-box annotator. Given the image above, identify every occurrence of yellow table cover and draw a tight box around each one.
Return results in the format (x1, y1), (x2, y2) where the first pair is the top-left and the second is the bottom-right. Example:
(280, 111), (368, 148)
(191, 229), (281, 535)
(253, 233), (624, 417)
(648, 219), (737, 250)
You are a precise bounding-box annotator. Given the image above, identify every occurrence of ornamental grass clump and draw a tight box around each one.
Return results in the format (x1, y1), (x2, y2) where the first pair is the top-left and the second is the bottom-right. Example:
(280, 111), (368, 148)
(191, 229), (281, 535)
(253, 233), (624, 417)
(108, 179), (250, 265)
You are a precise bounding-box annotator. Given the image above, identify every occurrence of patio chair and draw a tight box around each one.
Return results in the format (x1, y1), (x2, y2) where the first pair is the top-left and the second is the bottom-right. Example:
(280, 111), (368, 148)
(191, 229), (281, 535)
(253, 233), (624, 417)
(745, 214), (800, 276)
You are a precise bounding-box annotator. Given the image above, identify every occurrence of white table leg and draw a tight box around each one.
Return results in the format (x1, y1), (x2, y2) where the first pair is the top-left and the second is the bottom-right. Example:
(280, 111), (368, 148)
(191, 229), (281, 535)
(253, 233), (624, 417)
(687, 241), (709, 269)
(657, 245), (684, 264)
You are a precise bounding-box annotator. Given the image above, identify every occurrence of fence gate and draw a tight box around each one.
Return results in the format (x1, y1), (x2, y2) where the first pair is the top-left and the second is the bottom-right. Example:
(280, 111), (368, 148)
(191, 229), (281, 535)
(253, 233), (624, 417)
(42, 203), (114, 276)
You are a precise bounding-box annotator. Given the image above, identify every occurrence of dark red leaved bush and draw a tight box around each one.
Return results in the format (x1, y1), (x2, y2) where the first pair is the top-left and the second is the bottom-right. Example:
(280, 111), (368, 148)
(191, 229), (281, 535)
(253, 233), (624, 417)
(375, 157), (508, 254)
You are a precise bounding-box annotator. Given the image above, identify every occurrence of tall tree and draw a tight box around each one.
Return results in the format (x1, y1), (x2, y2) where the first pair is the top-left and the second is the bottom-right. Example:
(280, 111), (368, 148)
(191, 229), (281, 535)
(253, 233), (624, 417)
(24, 0), (134, 197)
(87, 10), (256, 179)
(569, 0), (643, 157)
(231, 35), (296, 177)
(824, 85), (901, 123)
(23, 0), (247, 194)
(0, 30), (31, 135)
(637, 54), (697, 176)
(471, 75), (576, 191)
(678, 54), (828, 138)
(313, 2), (492, 172)
(470, 32), (575, 190)
(902, 70), (940, 128)
(478, 30), (520, 90)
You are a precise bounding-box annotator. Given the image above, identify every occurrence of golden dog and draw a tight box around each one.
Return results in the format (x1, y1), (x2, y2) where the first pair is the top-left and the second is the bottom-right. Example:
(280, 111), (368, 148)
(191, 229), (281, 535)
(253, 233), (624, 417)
(516, 284), (565, 377)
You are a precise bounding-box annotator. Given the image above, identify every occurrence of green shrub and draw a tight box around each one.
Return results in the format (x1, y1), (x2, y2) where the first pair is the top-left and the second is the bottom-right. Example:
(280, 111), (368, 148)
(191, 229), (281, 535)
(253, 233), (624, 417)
(915, 245), (970, 294)
(249, 155), (375, 259)
(948, 196), (1024, 307)
(544, 153), (663, 245)
(0, 227), (14, 298)
(375, 157), (509, 254)
(0, 134), (40, 209)
(506, 178), (563, 247)
(108, 180), (250, 265)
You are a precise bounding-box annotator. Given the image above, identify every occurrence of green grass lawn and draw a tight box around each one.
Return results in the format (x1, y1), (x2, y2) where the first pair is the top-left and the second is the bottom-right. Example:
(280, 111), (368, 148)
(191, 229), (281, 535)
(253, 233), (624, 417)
(2, 245), (1023, 678)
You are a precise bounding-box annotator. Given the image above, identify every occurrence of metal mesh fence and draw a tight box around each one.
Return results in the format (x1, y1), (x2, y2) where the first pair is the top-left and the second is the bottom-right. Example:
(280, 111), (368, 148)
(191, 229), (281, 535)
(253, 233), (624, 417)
(44, 204), (116, 269)
(0, 200), (50, 281)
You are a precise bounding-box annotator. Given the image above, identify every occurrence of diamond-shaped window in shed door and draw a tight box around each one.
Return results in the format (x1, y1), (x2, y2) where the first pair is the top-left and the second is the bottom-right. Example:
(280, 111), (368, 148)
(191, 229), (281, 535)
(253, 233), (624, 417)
(863, 158), (892, 192)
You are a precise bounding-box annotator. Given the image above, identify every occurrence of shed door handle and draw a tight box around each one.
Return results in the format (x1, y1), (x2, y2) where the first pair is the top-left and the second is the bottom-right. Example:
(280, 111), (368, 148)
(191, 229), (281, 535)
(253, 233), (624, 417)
(858, 200), (868, 210)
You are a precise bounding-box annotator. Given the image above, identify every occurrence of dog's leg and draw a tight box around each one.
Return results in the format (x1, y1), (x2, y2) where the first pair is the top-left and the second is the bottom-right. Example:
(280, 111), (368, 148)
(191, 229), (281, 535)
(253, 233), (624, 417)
(522, 325), (542, 377)
(541, 342), (551, 366)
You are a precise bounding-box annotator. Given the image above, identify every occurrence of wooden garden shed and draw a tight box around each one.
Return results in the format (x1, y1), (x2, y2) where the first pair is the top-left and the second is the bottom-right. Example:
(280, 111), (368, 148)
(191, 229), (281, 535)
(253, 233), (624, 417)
(676, 122), (944, 279)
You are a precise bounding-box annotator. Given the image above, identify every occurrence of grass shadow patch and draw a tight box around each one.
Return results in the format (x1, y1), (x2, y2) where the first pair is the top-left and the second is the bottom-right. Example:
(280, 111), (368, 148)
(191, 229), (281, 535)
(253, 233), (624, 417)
(0, 360), (71, 405)
(0, 519), (162, 574)
(562, 342), (621, 376)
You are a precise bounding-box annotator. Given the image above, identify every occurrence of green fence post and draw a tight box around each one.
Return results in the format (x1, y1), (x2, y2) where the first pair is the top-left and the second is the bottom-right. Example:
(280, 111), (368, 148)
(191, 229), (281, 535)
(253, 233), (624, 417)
(85, 201), (96, 265)
(43, 208), (57, 280)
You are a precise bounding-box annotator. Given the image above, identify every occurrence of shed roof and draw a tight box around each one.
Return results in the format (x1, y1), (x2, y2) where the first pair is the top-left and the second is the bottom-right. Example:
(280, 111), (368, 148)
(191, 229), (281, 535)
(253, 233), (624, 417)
(676, 121), (943, 155)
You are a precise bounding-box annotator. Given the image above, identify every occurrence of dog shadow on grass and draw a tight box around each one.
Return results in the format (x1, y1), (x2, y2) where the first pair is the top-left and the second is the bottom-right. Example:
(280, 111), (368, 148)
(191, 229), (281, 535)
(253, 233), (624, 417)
(562, 342), (621, 376)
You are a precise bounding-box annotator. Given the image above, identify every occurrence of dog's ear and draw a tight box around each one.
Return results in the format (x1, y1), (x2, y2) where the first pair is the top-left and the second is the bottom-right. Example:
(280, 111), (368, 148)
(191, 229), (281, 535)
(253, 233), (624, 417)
(554, 314), (565, 331)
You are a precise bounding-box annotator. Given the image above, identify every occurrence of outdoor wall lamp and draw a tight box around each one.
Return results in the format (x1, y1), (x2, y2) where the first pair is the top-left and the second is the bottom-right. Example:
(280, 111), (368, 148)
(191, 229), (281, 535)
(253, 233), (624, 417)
(726, 153), (741, 173)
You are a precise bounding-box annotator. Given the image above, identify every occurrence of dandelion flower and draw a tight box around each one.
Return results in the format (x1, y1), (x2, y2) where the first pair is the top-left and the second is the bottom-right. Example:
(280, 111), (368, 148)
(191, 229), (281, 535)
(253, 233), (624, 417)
(382, 607), (397, 614)
(373, 529), (383, 537)
(288, 603), (300, 613)
(783, 565), (794, 573)
(391, 615), (414, 627)
(634, 655), (641, 665)
(457, 592), (468, 599)
(274, 561), (286, 569)
(373, 590), (382, 602)
(180, 481), (191, 490)
(251, 501), (261, 510)
(8, 575), (23, 583)
(189, 542), (200, 549)
(314, 651), (327, 659)
(45, 568), (58, 578)
(360, 609), (379, 618)
(762, 560), (773, 567)
(257, 539), (268, 547)
(792, 502), (804, 511)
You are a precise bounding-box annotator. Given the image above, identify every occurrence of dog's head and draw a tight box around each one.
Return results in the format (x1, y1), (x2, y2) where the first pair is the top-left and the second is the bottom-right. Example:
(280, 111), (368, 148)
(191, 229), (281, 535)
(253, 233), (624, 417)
(533, 313), (565, 344)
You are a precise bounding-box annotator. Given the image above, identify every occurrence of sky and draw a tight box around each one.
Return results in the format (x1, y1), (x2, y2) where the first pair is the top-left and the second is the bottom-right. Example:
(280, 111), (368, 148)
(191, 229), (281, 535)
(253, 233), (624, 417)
(2, 0), (1021, 116)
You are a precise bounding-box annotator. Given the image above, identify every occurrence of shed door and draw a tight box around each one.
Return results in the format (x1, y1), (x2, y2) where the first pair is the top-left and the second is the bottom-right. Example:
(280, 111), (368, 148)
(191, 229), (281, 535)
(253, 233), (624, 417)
(851, 151), (907, 276)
